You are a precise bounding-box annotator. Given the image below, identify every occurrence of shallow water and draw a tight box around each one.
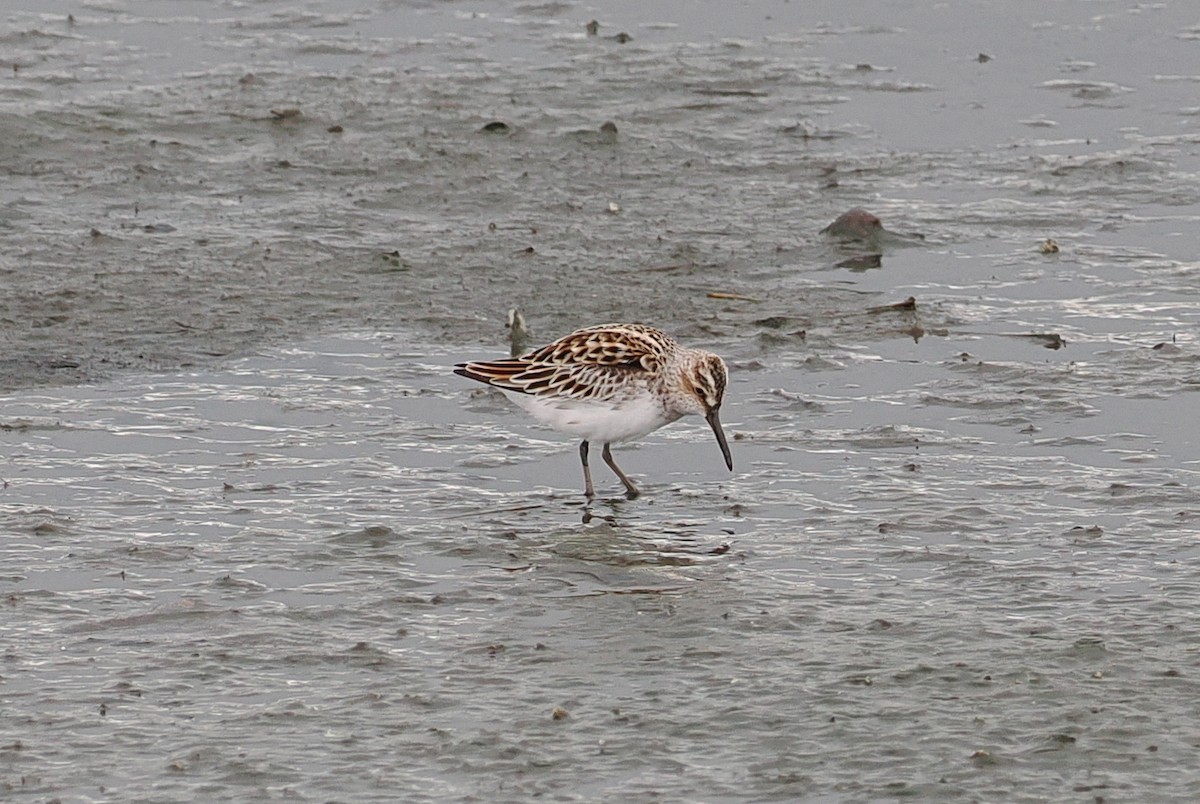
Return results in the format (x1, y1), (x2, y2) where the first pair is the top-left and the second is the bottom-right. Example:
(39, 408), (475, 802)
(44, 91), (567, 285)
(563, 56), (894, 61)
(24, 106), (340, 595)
(4, 0), (1200, 801)
(4, 331), (1200, 802)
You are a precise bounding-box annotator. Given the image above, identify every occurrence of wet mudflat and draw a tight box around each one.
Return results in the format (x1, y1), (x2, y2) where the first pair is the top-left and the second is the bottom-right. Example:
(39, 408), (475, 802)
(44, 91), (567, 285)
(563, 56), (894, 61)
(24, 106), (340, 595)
(3, 0), (1200, 801)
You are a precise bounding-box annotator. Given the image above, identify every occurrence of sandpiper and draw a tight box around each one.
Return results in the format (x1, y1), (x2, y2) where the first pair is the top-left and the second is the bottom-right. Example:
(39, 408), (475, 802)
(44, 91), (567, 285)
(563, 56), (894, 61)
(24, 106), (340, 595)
(454, 323), (733, 499)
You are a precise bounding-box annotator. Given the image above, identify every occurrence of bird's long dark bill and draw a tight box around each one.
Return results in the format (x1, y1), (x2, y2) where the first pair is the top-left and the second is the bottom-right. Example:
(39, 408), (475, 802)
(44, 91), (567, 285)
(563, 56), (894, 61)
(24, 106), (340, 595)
(706, 408), (734, 471)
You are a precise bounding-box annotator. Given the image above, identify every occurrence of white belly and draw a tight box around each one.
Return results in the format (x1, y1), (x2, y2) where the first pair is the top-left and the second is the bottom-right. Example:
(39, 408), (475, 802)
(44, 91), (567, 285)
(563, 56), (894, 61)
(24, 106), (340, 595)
(502, 389), (678, 444)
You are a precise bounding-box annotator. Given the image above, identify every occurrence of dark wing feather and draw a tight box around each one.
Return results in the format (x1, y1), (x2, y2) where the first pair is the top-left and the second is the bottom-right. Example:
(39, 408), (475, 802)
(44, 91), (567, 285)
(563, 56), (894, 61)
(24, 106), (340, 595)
(455, 359), (640, 402)
(455, 324), (675, 402)
(524, 324), (670, 369)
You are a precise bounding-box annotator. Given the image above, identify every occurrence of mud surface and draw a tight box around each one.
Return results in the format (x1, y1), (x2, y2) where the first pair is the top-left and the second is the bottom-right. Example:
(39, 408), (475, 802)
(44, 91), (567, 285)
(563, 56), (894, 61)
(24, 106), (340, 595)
(4, 0), (1193, 394)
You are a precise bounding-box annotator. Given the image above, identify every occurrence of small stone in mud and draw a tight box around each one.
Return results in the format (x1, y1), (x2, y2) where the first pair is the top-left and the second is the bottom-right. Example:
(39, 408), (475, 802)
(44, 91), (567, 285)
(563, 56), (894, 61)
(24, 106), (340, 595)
(1037, 333), (1066, 349)
(586, 20), (599, 36)
(977, 53), (993, 63)
(90, 228), (102, 238)
(599, 120), (618, 136)
(327, 124), (344, 133)
(270, 108), (301, 119)
(552, 706), (569, 720)
(481, 121), (509, 133)
(820, 208), (882, 240)
(238, 73), (258, 85)
(1005, 332), (1065, 349)
(379, 251), (410, 270)
(867, 296), (917, 313)
(610, 32), (633, 43)
(835, 254), (882, 270)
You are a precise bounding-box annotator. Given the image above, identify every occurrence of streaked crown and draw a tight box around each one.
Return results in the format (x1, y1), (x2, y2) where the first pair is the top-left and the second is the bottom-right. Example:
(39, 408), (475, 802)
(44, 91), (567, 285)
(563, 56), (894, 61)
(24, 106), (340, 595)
(676, 351), (727, 415)
(695, 353), (728, 410)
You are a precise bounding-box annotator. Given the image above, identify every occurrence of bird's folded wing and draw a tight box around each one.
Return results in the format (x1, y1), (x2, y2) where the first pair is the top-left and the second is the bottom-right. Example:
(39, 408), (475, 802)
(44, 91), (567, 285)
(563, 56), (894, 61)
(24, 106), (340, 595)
(455, 359), (640, 402)
(525, 326), (663, 369)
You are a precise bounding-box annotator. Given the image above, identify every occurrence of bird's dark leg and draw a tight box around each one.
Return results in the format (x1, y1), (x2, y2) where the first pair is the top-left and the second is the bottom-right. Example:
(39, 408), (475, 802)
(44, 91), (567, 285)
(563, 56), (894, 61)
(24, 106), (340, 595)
(579, 440), (595, 500)
(602, 442), (640, 499)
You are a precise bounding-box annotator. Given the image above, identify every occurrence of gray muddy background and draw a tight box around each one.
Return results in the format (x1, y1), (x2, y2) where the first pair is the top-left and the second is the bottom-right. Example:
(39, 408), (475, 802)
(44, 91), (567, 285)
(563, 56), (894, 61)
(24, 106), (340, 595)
(3, 1), (1200, 802)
